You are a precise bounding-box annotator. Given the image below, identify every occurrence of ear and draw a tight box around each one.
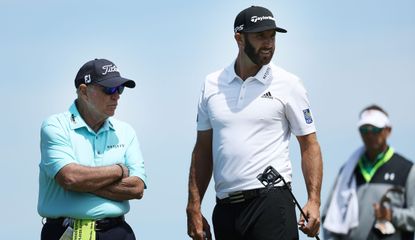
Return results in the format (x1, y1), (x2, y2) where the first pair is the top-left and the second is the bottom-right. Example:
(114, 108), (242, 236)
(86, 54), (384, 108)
(234, 33), (245, 48)
(77, 84), (89, 100)
(385, 127), (392, 137)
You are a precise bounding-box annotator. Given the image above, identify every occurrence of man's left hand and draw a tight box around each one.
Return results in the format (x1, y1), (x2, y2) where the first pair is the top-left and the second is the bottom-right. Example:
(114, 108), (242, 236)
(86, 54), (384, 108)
(298, 200), (320, 238)
(373, 203), (393, 221)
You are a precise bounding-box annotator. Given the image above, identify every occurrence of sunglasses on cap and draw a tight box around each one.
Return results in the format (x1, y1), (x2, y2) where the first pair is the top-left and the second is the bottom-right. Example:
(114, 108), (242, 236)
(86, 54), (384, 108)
(359, 125), (384, 134)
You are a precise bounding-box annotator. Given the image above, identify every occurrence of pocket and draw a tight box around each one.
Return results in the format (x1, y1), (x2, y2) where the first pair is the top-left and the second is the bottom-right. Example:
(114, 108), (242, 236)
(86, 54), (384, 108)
(268, 189), (299, 239)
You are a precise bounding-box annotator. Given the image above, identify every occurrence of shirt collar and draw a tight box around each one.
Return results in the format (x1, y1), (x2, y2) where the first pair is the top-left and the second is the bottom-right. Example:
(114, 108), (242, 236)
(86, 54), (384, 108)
(358, 146), (394, 182)
(361, 146), (392, 170)
(226, 60), (273, 85)
(69, 101), (114, 132)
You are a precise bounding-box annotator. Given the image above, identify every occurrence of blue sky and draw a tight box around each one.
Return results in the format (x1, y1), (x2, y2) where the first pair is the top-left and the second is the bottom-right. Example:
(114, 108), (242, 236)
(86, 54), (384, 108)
(1, 1), (414, 239)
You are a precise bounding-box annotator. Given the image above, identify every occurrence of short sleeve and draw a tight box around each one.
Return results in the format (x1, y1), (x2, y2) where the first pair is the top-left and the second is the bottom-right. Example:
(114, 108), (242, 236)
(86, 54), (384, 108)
(124, 129), (147, 188)
(196, 81), (212, 131)
(285, 79), (317, 136)
(40, 118), (76, 178)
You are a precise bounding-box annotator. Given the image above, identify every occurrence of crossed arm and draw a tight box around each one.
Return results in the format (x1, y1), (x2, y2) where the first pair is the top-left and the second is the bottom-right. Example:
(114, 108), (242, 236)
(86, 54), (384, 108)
(41, 120), (145, 201)
(56, 163), (144, 201)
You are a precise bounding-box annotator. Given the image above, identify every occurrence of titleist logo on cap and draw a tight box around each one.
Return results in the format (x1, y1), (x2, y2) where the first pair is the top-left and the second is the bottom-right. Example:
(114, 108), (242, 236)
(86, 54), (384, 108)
(74, 58), (136, 88)
(102, 64), (119, 75)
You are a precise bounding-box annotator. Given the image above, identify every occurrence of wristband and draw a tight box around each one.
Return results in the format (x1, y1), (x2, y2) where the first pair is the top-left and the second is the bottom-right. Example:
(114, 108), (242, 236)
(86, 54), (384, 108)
(116, 163), (124, 179)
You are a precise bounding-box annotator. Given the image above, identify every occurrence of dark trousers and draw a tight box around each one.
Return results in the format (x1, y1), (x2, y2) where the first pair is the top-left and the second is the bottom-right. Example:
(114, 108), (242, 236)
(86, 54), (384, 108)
(212, 187), (299, 240)
(41, 220), (136, 240)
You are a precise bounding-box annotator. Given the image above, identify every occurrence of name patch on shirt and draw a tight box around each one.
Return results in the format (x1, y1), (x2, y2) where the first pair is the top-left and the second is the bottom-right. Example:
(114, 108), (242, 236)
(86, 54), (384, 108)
(303, 109), (313, 124)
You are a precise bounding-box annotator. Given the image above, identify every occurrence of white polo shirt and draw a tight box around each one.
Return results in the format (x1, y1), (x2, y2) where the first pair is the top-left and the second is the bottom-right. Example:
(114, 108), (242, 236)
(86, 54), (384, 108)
(197, 61), (316, 198)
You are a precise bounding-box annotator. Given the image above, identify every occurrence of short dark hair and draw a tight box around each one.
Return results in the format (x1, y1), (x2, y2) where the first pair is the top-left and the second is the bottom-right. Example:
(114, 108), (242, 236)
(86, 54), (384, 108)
(360, 104), (388, 117)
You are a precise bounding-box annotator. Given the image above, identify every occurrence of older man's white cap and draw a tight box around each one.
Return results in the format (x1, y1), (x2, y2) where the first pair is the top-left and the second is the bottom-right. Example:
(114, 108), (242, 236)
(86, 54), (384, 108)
(357, 109), (391, 128)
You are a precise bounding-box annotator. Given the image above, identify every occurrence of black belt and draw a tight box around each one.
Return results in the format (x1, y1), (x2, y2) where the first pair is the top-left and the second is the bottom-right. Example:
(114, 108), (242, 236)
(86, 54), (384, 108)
(46, 215), (125, 231)
(216, 184), (290, 204)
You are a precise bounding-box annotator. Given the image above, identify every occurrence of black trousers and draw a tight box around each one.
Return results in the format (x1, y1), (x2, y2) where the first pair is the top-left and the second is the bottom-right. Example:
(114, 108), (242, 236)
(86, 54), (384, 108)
(213, 187), (299, 240)
(41, 220), (136, 240)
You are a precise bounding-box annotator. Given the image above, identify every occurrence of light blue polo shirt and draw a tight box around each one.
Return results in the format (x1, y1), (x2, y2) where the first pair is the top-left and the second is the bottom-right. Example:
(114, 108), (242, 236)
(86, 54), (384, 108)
(38, 102), (147, 219)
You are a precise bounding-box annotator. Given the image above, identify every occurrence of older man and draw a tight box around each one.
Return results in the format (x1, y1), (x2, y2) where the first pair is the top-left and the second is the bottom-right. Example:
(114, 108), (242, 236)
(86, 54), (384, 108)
(38, 58), (147, 240)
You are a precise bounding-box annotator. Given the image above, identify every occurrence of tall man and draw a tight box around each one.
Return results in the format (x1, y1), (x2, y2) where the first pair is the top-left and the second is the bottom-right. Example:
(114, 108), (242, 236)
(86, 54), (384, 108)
(38, 58), (147, 240)
(187, 6), (322, 240)
(323, 105), (415, 239)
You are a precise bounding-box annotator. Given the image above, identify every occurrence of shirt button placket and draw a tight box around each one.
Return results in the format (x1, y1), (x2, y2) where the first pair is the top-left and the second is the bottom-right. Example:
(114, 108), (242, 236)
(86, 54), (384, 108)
(95, 135), (101, 156)
(237, 82), (247, 108)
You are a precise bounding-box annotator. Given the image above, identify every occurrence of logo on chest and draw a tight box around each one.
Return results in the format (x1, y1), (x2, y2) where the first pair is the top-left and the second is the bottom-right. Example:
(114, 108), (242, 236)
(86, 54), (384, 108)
(261, 91), (274, 99)
(384, 172), (396, 181)
(107, 144), (125, 150)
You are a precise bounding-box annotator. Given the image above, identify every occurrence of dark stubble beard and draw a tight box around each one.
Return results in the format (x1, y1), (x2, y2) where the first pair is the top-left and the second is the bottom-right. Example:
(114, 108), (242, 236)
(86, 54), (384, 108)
(243, 35), (274, 66)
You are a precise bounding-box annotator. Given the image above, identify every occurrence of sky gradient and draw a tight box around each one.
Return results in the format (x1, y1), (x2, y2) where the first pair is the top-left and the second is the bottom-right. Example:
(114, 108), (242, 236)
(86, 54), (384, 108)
(1, 1), (414, 239)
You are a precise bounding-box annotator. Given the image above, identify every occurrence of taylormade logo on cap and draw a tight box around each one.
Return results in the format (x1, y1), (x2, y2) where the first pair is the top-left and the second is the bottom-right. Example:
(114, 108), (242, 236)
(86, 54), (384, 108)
(234, 6), (287, 33)
(251, 16), (275, 23)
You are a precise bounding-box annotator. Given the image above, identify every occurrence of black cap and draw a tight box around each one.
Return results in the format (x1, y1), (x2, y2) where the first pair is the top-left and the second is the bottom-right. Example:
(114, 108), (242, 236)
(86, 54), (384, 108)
(234, 6), (287, 33)
(74, 59), (136, 88)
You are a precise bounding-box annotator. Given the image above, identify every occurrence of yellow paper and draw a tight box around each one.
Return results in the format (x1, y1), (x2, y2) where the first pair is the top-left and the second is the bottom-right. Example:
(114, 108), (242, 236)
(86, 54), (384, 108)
(72, 219), (96, 240)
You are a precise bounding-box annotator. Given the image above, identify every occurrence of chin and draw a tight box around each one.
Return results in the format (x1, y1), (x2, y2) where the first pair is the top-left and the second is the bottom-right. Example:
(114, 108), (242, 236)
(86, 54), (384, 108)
(259, 57), (272, 66)
(106, 111), (116, 117)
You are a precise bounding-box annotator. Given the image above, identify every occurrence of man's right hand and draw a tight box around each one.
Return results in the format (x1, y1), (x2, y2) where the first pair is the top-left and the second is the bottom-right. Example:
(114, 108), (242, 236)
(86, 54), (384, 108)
(186, 208), (212, 240)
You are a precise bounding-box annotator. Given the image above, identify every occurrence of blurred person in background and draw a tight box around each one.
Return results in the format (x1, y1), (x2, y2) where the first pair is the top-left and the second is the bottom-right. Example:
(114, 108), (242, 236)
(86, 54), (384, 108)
(323, 104), (415, 240)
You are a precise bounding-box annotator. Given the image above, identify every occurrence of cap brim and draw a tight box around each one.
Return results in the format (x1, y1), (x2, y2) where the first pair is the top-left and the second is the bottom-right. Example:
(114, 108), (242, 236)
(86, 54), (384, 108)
(357, 109), (391, 128)
(96, 77), (136, 88)
(358, 120), (385, 128)
(275, 27), (287, 33)
(243, 26), (287, 33)
(357, 119), (390, 128)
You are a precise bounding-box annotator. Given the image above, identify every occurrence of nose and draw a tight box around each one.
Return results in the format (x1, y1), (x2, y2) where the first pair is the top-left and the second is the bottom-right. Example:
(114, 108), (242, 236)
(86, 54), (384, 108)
(111, 92), (120, 100)
(263, 37), (274, 48)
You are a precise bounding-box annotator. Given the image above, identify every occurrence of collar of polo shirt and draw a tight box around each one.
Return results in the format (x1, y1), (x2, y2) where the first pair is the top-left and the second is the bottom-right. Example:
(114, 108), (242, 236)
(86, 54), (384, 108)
(227, 61), (273, 84)
(69, 102), (115, 133)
